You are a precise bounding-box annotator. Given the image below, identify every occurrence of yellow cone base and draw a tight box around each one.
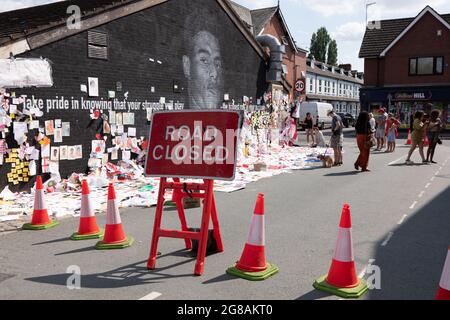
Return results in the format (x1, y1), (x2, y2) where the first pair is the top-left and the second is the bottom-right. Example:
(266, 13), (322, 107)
(70, 229), (104, 241)
(226, 263), (279, 281)
(22, 220), (59, 230)
(313, 275), (369, 299)
(95, 237), (134, 250)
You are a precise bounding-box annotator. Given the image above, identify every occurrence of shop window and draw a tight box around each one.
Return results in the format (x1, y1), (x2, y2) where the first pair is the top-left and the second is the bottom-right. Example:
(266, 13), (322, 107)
(409, 57), (444, 75)
(88, 31), (108, 60)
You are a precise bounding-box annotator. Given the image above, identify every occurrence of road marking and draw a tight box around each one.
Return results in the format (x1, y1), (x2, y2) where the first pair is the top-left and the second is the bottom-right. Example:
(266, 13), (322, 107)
(418, 191), (425, 198)
(398, 214), (408, 225)
(388, 155), (407, 166)
(381, 232), (394, 247)
(409, 201), (418, 209)
(439, 167), (443, 171)
(358, 259), (376, 279)
(435, 171), (441, 176)
(425, 183), (431, 189)
(430, 176), (435, 182)
(139, 292), (162, 300)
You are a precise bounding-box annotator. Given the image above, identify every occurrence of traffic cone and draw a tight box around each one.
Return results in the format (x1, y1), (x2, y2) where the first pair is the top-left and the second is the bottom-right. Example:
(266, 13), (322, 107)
(226, 194), (278, 281)
(436, 246), (450, 300)
(70, 180), (104, 240)
(424, 135), (430, 147)
(95, 183), (133, 249)
(406, 129), (412, 145)
(313, 204), (368, 298)
(22, 176), (59, 230)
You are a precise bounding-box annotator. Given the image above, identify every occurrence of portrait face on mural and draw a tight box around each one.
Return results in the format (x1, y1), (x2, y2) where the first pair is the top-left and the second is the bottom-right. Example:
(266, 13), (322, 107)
(183, 11), (224, 110)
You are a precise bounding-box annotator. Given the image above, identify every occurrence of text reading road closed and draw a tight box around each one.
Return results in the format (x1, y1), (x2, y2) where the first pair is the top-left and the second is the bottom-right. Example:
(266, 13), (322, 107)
(145, 111), (240, 180)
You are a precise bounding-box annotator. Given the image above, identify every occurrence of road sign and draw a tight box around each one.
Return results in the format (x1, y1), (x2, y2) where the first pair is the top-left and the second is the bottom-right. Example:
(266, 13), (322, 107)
(145, 110), (240, 181)
(295, 79), (305, 93)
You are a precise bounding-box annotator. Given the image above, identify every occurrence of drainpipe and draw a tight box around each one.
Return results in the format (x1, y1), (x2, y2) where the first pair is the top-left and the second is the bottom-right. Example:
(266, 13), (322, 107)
(256, 34), (286, 83)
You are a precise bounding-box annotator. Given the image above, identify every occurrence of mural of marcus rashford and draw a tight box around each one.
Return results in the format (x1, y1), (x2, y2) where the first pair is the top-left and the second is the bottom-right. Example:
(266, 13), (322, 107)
(182, 8), (224, 110)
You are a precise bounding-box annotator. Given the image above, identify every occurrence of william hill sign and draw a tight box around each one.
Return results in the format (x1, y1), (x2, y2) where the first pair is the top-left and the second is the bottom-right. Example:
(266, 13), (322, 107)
(393, 92), (432, 101)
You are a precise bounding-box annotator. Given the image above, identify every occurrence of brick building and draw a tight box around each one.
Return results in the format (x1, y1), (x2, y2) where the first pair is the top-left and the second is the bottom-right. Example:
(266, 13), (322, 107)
(0, 0), (269, 190)
(229, 2), (308, 102)
(359, 6), (450, 124)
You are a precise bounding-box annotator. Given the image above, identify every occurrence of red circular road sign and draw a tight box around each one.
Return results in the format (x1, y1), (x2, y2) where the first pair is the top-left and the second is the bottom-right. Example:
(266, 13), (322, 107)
(295, 79), (305, 93)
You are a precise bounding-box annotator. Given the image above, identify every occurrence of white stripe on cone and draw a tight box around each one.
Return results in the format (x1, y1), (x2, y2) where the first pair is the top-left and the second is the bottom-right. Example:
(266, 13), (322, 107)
(333, 227), (354, 262)
(246, 214), (265, 246)
(80, 194), (94, 217)
(439, 250), (450, 291)
(34, 189), (45, 211)
(106, 199), (121, 225)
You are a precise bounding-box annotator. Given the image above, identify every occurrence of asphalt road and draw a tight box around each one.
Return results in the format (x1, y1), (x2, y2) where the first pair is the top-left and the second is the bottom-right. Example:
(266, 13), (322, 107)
(1, 132), (450, 300)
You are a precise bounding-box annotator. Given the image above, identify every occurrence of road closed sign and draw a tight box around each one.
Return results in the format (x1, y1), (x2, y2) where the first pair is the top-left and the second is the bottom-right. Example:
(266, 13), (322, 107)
(145, 111), (241, 180)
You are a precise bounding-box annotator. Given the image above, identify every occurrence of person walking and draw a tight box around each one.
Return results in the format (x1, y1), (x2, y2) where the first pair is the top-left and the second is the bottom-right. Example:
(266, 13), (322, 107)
(328, 110), (344, 166)
(426, 109), (443, 164)
(354, 111), (373, 172)
(303, 113), (314, 145)
(386, 115), (399, 153)
(405, 111), (428, 165)
(375, 108), (387, 151)
(369, 113), (376, 132)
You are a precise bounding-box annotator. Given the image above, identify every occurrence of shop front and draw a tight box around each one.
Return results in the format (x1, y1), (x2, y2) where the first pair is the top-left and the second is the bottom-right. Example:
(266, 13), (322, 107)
(360, 86), (450, 127)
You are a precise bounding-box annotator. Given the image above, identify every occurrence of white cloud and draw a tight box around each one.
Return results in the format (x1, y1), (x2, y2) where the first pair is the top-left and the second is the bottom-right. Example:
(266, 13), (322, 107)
(297, 0), (361, 17)
(233, 0), (278, 9)
(0, 0), (63, 13)
(332, 21), (365, 42)
(368, 0), (449, 20)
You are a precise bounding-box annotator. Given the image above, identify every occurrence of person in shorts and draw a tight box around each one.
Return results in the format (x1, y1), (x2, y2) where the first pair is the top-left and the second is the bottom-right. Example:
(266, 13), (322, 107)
(303, 113), (315, 145)
(328, 110), (344, 166)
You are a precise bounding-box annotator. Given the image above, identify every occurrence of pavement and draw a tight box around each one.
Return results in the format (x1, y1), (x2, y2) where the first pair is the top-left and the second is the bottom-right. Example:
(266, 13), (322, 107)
(1, 130), (450, 300)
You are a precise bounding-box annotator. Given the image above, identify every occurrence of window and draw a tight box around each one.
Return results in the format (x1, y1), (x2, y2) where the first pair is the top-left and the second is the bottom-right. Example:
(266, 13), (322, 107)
(409, 57), (444, 75)
(88, 31), (108, 60)
(318, 80), (322, 93)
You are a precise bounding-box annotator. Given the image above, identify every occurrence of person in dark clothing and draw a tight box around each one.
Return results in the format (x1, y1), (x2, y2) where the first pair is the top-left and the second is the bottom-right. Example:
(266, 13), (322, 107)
(354, 111), (373, 172)
(303, 113), (314, 145)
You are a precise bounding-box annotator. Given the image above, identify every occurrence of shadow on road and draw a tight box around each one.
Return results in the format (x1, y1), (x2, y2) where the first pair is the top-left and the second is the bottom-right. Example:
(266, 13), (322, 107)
(202, 273), (236, 285)
(324, 171), (360, 177)
(296, 289), (331, 300)
(32, 237), (71, 246)
(368, 186), (450, 300)
(26, 254), (199, 289)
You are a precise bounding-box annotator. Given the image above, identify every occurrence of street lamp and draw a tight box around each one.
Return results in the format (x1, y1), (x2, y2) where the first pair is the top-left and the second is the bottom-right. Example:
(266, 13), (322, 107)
(366, 2), (376, 27)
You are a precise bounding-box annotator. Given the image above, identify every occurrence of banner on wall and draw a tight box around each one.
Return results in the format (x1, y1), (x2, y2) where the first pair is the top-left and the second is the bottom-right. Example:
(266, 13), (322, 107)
(0, 58), (53, 88)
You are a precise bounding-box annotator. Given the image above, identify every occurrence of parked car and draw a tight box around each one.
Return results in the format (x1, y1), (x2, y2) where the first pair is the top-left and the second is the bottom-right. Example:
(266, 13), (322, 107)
(298, 102), (333, 130)
(337, 113), (356, 128)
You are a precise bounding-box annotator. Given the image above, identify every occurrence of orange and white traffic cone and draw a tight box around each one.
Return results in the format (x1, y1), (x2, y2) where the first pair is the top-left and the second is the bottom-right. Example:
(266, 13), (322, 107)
(22, 176), (59, 230)
(406, 129), (412, 145)
(95, 183), (133, 249)
(71, 180), (104, 240)
(436, 246), (450, 300)
(226, 194), (278, 281)
(313, 204), (368, 298)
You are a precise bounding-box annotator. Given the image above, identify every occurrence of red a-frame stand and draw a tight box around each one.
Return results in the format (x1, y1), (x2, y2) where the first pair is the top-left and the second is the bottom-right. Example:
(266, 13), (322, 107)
(147, 178), (224, 276)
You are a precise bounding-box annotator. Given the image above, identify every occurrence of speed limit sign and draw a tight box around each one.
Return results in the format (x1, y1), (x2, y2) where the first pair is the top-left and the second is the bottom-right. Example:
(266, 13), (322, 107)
(295, 79), (305, 93)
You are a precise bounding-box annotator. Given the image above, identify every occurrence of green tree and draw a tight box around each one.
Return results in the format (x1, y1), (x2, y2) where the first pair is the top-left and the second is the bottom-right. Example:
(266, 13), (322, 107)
(327, 39), (338, 66)
(308, 27), (338, 65)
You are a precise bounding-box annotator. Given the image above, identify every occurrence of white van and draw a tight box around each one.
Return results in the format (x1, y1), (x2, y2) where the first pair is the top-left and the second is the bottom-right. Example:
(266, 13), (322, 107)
(298, 102), (333, 130)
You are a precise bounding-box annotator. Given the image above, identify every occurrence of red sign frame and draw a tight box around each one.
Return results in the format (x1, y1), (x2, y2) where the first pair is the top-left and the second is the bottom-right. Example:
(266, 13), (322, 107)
(145, 110), (241, 181)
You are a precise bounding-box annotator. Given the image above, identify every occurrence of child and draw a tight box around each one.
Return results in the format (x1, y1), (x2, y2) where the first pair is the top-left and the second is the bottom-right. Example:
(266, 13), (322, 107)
(387, 116), (399, 153)
(312, 126), (326, 148)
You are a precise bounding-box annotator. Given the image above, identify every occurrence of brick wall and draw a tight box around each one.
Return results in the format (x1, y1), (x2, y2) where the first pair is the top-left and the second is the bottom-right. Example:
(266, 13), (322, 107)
(1, 0), (267, 190)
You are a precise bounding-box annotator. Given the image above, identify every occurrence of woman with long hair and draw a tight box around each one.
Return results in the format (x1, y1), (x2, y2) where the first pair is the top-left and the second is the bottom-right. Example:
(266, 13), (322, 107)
(354, 111), (373, 172)
(426, 109), (443, 164)
(405, 110), (428, 165)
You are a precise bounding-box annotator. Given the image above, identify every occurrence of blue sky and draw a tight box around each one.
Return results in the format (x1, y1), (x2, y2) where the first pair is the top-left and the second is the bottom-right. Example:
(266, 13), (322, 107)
(2, 0), (450, 71)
